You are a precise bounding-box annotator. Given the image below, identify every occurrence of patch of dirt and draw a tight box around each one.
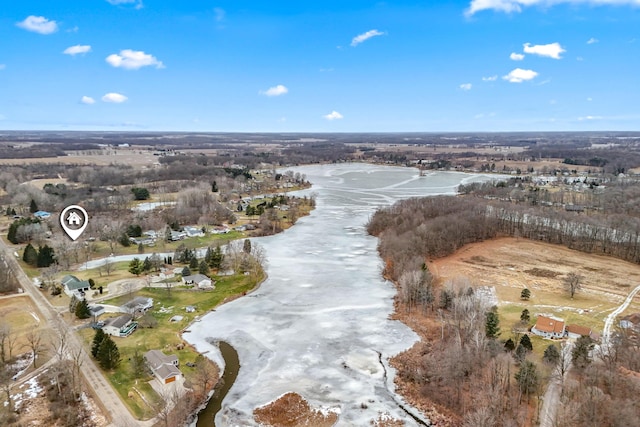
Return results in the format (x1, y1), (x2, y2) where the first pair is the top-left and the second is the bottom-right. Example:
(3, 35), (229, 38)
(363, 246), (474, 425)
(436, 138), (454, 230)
(524, 268), (560, 278)
(253, 392), (338, 427)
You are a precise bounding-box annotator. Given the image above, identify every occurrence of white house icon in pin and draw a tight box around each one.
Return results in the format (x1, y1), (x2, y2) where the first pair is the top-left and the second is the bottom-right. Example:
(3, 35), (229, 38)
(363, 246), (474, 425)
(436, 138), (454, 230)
(67, 211), (83, 226)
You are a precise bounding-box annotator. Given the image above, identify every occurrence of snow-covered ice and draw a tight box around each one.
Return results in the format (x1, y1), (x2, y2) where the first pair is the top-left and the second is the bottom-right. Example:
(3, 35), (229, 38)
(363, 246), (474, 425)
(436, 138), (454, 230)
(183, 164), (496, 426)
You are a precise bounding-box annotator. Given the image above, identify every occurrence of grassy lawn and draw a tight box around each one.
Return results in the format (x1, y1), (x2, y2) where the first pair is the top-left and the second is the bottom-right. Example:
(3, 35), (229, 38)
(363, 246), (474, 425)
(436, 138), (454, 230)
(79, 272), (263, 419)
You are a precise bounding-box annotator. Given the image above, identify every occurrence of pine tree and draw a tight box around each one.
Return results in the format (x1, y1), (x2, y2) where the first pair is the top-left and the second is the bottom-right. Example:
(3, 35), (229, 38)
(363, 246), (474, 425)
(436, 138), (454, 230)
(210, 245), (223, 269)
(485, 310), (501, 338)
(91, 329), (105, 358)
(520, 288), (531, 300)
(198, 260), (210, 275)
(204, 247), (213, 265)
(543, 344), (560, 366)
(98, 336), (121, 370)
(515, 361), (539, 397)
(23, 243), (38, 266)
(571, 335), (594, 370)
(29, 199), (38, 213)
(189, 256), (199, 270)
(75, 299), (91, 319)
(7, 221), (18, 244)
(243, 239), (252, 254)
(36, 245), (56, 268)
(128, 258), (143, 276)
(211, 180), (218, 192)
(181, 266), (191, 277)
(519, 334), (533, 352)
(142, 257), (152, 272)
(504, 338), (515, 352)
(131, 349), (146, 379)
(520, 308), (530, 324)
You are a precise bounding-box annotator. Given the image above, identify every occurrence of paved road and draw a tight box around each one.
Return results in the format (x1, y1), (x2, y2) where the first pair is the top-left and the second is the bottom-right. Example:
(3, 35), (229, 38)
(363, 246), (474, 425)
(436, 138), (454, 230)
(0, 237), (150, 427)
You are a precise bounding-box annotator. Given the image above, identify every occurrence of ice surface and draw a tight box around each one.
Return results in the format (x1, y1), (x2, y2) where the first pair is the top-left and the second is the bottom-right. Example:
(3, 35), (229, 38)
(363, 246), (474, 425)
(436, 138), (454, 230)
(181, 164), (496, 426)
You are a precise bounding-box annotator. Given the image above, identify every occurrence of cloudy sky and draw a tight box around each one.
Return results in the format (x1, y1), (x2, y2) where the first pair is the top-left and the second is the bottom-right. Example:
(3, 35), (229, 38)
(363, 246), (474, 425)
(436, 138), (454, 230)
(1, 0), (639, 132)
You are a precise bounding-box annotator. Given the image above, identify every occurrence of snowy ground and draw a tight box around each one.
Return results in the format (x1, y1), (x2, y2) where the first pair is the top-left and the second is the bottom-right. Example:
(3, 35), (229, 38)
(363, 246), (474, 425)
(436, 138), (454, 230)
(184, 164), (496, 426)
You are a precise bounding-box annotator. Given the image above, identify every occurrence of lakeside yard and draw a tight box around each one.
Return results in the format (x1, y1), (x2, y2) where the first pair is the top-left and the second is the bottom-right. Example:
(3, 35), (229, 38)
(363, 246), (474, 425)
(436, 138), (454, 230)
(78, 271), (263, 420)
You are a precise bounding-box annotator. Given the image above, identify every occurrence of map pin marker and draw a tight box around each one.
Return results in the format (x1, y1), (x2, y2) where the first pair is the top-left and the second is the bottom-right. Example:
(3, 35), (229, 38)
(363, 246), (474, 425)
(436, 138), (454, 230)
(60, 205), (89, 241)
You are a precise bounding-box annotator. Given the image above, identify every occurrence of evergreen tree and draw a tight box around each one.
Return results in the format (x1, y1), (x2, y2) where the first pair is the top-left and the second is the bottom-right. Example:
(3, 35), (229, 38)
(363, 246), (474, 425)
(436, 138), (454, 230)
(515, 361), (539, 397)
(137, 243), (144, 254)
(572, 335), (594, 370)
(189, 256), (199, 270)
(210, 245), (223, 269)
(211, 180), (218, 192)
(520, 288), (531, 300)
(204, 247), (213, 265)
(75, 299), (91, 319)
(543, 344), (560, 366)
(142, 257), (152, 272)
(91, 329), (105, 358)
(504, 338), (515, 352)
(243, 239), (252, 254)
(29, 199), (38, 213)
(7, 221), (18, 244)
(520, 308), (530, 324)
(519, 334), (533, 352)
(439, 289), (453, 310)
(514, 344), (528, 363)
(198, 260), (210, 276)
(5, 206), (11, 216)
(485, 310), (501, 338)
(131, 187), (150, 200)
(181, 266), (191, 277)
(88, 278), (96, 289)
(97, 336), (121, 370)
(23, 243), (38, 266)
(36, 245), (56, 268)
(128, 258), (143, 276)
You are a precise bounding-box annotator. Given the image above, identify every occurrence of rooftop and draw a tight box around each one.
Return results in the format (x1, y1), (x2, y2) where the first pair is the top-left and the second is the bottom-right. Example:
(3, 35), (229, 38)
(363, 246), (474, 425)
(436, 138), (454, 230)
(534, 315), (565, 334)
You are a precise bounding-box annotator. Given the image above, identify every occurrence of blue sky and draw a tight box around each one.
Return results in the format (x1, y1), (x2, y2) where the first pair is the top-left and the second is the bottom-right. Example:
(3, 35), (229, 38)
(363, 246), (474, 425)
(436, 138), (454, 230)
(1, 0), (639, 132)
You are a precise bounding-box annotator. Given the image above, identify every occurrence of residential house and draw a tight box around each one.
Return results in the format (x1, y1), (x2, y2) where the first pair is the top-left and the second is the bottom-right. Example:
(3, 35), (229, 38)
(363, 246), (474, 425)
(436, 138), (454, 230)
(184, 226), (205, 238)
(565, 324), (592, 339)
(61, 275), (91, 298)
(144, 350), (181, 384)
(169, 230), (187, 241)
(120, 296), (154, 316)
(102, 314), (137, 337)
(531, 315), (566, 339)
(88, 305), (105, 320)
(182, 274), (214, 289)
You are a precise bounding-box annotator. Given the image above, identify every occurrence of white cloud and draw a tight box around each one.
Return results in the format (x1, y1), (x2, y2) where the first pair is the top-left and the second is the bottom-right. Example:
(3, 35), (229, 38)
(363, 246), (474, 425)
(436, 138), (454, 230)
(578, 115), (603, 121)
(324, 111), (344, 120)
(16, 16), (58, 35)
(81, 96), (96, 105)
(466, 0), (640, 17)
(260, 85), (288, 97)
(351, 29), (385, 47)
(503, 68), (538, 83)
(482, 75), (498, 81)
(63, 45), (92, 56)
(523, 42), (565, 59)
(510, 52), (525, 61)
(106, 50), (164, 70)
(459, 83), (473, 91)
(587, 37), (599, 44)
(106, 0), (143, 9)
(102, 93), (128, 103)
(587, 97), (593, 101)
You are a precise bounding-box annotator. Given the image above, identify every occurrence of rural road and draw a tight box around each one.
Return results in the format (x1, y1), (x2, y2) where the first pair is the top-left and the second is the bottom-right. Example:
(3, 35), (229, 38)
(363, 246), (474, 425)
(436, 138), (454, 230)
(602, 284), (640, 349)
(539, 342), (572, 427)
(0, 237), (154, 427)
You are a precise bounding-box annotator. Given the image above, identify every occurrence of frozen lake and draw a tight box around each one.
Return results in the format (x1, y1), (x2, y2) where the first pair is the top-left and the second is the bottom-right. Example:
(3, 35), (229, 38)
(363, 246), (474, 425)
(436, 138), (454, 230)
(185, 163), (496, 426)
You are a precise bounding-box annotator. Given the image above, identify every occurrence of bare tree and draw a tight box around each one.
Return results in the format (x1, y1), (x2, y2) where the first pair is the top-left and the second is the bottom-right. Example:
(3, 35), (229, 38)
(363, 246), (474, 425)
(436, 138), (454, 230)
(24, 329), (46, 368)
(101, 258), (114, 276)
(564, 272), (583, 299)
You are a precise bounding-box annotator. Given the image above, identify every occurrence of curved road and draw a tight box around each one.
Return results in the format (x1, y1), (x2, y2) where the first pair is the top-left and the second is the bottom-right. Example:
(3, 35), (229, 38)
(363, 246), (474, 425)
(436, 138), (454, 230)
(602, 284), (640, 349)
(0, 236), (150, 427)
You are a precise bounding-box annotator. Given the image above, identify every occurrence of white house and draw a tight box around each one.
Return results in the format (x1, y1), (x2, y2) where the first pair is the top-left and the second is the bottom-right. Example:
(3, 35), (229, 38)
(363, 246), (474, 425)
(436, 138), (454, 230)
(182, 274), (214, 289)
(144, 350), (181, 384)
(102, 314), (137, 337)
(184, 226), (205, 238)
(120, 296), (153, 315)
(531, 315), (566, 339)
(61, 275), (91, 298)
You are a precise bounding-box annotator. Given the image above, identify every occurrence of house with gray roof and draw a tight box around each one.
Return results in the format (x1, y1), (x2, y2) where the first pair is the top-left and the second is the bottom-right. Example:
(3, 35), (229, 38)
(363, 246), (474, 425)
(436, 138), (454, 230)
(102, 314), (137, 337)
(120, 296), (154, 316)
(144, 349), (181, 384)
(182, 274), (214, 289)
(61, 275), (91, 298)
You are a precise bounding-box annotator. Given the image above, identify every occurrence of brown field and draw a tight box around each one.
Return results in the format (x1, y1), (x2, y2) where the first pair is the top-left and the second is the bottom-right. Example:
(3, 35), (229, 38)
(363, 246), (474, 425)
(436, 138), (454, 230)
(0, 151), (158, 167)
(429, 237), (640, 334)
(253, 392), (338, 427)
